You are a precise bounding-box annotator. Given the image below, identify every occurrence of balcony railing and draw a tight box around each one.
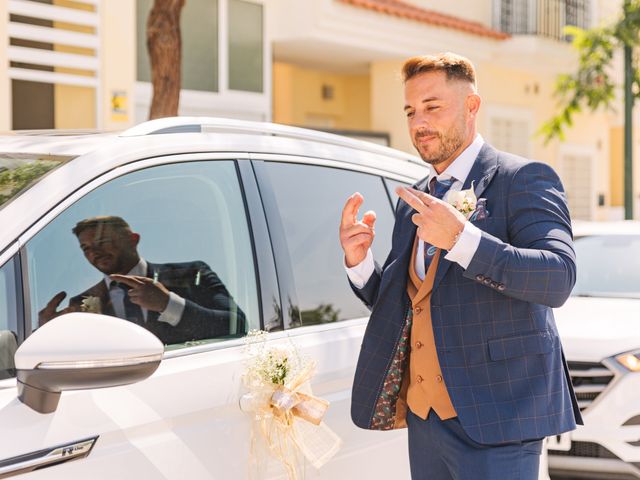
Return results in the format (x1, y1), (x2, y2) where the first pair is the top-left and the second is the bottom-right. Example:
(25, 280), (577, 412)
(494, 0), (591, 42)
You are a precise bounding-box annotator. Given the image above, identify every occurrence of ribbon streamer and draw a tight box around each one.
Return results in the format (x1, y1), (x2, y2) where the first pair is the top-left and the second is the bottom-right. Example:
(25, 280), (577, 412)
(241, 361), (342, 479)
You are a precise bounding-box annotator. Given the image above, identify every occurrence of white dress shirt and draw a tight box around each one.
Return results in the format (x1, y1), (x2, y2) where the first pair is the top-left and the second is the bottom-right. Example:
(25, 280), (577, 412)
(346, 135), (485, 288)
(104, 258), (186, 326)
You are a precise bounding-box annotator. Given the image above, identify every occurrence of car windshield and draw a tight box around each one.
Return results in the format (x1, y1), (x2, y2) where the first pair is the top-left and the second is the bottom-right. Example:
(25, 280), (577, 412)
(572, 234), (640, 299)
(0, 153), (72, 209)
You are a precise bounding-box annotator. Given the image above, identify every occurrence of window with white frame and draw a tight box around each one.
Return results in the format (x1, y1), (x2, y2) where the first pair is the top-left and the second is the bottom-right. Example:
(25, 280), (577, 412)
(135, 0), (268, 122)
(559, 150), (595, 220)
(486, 107), (532, 158)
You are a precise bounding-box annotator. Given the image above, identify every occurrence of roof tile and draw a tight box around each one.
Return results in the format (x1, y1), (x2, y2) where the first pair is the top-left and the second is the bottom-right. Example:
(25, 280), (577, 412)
(338, 0), (510, 40)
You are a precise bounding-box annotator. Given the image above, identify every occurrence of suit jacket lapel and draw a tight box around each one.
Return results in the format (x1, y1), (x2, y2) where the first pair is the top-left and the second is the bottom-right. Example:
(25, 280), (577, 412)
(432, 143), (500, 292)
(391, 176), (430, 283)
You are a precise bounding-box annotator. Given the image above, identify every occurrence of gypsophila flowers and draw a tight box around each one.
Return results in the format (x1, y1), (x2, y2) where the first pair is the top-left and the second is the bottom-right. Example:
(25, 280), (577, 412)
(243, 330), (309, 387)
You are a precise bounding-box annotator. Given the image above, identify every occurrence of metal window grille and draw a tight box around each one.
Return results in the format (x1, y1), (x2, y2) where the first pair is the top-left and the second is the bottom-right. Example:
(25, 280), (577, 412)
(494, 0), (591, 41)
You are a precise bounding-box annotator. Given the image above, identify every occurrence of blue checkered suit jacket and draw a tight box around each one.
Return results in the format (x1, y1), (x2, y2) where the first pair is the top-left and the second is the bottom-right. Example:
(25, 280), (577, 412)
(350, 143), (583, 444)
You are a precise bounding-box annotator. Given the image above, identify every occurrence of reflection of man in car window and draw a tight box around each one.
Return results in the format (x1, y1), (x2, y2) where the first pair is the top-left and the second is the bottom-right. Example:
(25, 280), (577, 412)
(39, 216), (245, 344)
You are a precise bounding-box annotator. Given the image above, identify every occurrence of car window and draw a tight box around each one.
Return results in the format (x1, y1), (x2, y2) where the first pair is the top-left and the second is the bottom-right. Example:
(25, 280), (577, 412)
(384, 178), (412, 212)
(573, 234), (640, 299)
(257, 162), (395, 327)
(0, 153), (72, 210)
(25, 160), (259, 348)
(0, 257), (19, 379)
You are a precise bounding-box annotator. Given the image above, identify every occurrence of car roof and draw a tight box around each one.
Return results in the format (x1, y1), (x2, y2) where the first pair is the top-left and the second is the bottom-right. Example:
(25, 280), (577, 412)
(0, 116), (423, 165)
(572, 220), (640, 236)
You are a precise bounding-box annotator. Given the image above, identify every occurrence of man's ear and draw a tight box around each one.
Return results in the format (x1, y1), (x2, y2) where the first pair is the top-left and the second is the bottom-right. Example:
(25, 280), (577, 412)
(466, 93), (481, 118)
(130, 232), (141, 247)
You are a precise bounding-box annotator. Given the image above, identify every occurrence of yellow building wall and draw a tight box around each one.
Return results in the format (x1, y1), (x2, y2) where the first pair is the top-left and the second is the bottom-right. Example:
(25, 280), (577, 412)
(370, 60), (410, 152)
(50, 0), (136, 129)
(53, 0), (96, 129)
(273, 62), (370, 130)
(101, 0), (136, 129)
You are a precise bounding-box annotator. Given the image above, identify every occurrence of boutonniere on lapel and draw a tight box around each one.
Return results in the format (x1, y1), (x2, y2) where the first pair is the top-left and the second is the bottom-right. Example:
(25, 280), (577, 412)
(81, 296), (101, 314)
(443, 182), (489, 221)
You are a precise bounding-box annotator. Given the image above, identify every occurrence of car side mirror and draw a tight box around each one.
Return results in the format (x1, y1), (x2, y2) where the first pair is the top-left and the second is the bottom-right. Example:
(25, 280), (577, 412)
(15, 312), (164, 414)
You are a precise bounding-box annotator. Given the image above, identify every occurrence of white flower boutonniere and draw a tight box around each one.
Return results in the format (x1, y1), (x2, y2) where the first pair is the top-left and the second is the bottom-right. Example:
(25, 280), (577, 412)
(444, 182), (477, 219)
(81, 296), (101, 314)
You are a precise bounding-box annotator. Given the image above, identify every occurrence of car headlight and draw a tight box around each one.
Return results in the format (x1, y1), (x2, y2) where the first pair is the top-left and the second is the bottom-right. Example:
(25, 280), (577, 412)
(616, 350), (640, 372)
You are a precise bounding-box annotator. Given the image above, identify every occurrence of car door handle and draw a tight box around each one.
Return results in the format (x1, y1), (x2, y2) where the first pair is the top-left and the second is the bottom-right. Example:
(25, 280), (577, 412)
(0, 436), (98, 478)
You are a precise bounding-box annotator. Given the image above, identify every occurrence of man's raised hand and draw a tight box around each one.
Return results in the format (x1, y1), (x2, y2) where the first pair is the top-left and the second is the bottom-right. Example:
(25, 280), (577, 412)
(110, 274), (170, 313)
(339, 192), (376, 268)
(395, 186), (465, 250)
(38, 291), (79, 326)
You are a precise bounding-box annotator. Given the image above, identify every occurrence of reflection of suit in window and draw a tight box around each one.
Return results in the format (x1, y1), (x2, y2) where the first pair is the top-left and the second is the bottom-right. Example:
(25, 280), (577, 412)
(70, 260), (245, 345)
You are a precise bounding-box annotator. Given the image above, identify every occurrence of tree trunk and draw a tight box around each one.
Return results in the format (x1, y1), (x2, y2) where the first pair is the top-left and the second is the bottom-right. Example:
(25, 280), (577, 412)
(147, 0), (185, 120)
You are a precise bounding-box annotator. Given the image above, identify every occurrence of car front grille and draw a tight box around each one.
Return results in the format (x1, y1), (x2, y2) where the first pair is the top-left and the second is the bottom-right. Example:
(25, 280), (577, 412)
(550, 441), (618, 459)
(549, 442), (640, 475)
(568, 361), (615, 411)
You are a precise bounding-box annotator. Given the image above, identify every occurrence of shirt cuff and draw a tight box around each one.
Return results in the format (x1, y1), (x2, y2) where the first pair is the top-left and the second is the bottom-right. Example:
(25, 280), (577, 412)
(444, 222), (481, 270)
(344, 249), (375, 289)
(157, 291), (186, 327)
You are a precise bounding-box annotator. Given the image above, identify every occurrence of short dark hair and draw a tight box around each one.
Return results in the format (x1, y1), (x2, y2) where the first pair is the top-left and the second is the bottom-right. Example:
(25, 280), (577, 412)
(72, 216), (132, 237)
(401, 52), (476, 87)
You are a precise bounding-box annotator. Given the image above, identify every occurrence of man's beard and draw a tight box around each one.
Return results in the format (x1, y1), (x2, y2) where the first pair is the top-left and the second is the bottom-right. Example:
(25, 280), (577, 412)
(414, 122), (466, 166)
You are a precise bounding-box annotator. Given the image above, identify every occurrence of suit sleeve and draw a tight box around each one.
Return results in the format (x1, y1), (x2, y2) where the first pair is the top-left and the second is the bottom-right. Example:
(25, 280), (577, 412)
(463, 161), (576, 308)
(172, 262), (246, 338)
(349, 261), (383, 309)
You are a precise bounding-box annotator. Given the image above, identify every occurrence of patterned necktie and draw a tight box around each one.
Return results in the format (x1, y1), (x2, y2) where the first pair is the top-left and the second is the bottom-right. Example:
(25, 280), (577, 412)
(424, 176), (455, 271)
(111, 281), (144, 324)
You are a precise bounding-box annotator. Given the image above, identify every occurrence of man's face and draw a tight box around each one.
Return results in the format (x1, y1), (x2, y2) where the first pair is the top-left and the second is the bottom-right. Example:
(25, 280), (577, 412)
(404, 70), (476, 170)
(77, 225), (138, 275)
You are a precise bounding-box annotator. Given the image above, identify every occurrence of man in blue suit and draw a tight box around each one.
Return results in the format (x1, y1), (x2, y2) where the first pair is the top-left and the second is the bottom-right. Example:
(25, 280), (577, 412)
(340, 52), (582, 479)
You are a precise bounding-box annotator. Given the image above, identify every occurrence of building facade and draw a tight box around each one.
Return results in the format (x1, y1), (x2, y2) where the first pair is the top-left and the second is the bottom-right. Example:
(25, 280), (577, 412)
(0, 0), (635, 220)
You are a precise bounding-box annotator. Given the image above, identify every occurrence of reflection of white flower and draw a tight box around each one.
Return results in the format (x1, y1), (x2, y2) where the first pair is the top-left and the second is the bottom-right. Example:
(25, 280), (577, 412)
(444, 182), (477, 219)
(81, 296), (101, 314)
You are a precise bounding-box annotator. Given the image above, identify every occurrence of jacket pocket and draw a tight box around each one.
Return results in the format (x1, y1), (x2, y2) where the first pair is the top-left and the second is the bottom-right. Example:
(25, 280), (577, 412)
(488, 330), (555, 361)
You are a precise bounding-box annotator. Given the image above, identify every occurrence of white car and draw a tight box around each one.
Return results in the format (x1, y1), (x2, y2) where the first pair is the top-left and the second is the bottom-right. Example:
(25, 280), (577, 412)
(0, 116), (558, 479)
(548, 221), (640, 479)
(0, 117), (422, 479)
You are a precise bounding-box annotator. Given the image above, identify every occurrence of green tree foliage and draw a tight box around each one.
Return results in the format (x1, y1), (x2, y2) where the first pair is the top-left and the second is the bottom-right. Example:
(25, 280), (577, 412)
(541, 0), (640, 143)
(0, 161), (59, 207)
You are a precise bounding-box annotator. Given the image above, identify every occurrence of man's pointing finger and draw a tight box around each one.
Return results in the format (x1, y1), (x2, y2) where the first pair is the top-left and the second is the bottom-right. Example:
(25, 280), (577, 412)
(341, 192), (363, 228)
(396, 186), (428, 213)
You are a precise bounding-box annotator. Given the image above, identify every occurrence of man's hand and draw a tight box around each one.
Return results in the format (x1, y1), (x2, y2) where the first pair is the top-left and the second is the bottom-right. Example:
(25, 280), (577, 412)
(38, 291), (79, 326)
(396, 186), (465, 250)
(110, 275), (170, 313)
(340, 192), (376, 268)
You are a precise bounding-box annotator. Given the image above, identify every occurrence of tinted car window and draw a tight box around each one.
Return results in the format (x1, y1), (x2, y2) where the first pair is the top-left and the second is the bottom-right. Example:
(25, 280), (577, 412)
(573, 234), (640, 298)
(0, 257), (19, 379)
(384, 178), (412, 211)
(26, 161), (258, 348)
(257, 162), (395, 327)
